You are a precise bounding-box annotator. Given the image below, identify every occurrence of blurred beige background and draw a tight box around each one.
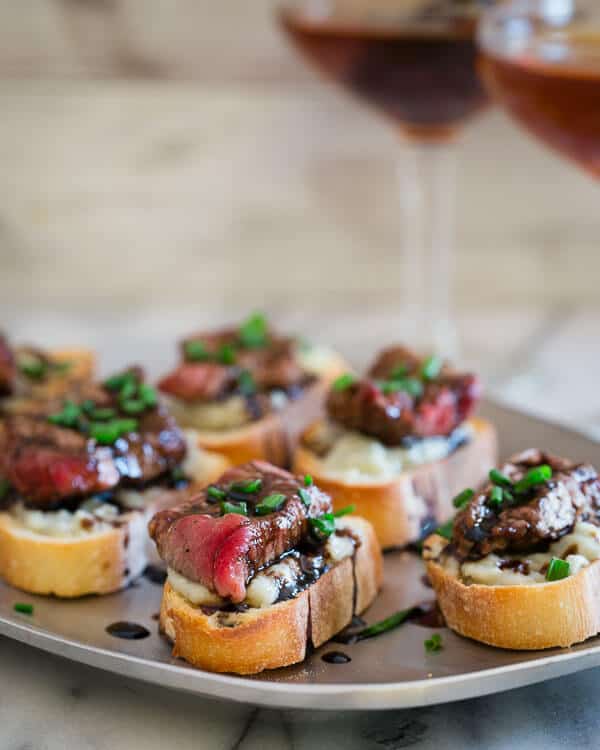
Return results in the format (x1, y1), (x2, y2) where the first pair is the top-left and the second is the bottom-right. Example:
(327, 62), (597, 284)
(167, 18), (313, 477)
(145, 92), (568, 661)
(0, 1), (598, 430)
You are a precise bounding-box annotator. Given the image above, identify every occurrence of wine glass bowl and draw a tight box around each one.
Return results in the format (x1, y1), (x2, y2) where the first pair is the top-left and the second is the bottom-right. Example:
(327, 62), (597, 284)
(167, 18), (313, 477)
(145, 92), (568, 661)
(478, 0), (600, 177)
(280, 0), (489, 142)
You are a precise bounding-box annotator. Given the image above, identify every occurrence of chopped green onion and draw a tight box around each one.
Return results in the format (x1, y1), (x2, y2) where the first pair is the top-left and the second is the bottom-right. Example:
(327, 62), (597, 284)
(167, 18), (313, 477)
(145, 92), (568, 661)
(353, 606), (420, 641)
(47, 400), (81, 428)
(421, 355), (443, 382)
(207, 486), (226, 501)
(380, 377), (423, 398)
(238, 312), (268, 349)
(217, 344), (236, 366)
(333, 505), (355, 518)
(310, 513), (336, 539)
(19, 357), (47, 379)
(452, 488), (474, 509)
(104, 372), (134, 391)
(237, 370), (256, 396)
(0, 479), (10, 501)
(14, 602), (33, 615)
(220, 500), (248, 516)
(51, 360), (72, 373)
(390, 363), (409, 379)
(231, 478), (262, 494)
(81, 399), (96, 415)
(304, 474), (313, 487)
(546, 557), (570, 582)
(489, 486), (504, 508)
(436, 519), (454, 540)
(88, 418), (138, 445)
(424, 633), (443, 653)
(120, 399), (146, 415)
(489, 469), (512, 488)
(255, 493), (286, 515)
(514, 465), (552, 493)
(119, 377), (137, 401)
(298, 488), (312, 507)
(89, 407), (116, 421)
(332, 373), (356, 392)
(138, 383), (158, 407)
(184, 340), (211, 362)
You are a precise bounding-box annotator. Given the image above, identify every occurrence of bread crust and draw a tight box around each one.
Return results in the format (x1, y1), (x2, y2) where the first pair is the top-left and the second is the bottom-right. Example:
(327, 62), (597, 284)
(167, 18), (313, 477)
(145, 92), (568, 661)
(293, 417), (498, 550)
(159, 515), (383, 674)
(0, 509), (147, 598)
(195, 370), (342, 468)
(425, 534), (600, 649)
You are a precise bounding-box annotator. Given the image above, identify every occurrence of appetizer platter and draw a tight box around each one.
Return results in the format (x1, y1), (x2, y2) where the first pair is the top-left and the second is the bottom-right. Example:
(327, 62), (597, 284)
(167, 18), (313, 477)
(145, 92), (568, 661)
(1, 320), (600, 710)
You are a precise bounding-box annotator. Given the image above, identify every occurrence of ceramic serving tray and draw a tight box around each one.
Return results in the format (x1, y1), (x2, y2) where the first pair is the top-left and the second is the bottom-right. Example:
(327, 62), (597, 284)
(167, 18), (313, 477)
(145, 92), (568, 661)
(1, 400), (599, 711)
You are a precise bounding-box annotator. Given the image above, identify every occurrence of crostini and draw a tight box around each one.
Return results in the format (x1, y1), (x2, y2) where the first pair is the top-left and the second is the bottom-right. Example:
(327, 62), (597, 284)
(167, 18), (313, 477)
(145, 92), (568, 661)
(293, 346), (497, 549)
(157, 313), (346, 469)
(0, 332), (95, 406)
(0, 367), (228, 597)
(149, 461), (383, 674)
(424, 449), (600, 650)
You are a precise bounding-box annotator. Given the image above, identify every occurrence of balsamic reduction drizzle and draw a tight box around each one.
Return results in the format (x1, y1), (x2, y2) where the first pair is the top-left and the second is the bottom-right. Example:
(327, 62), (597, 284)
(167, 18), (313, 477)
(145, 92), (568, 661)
(322, 651), (351, 664)
(143, 565), (167, 585)
(106, 621), (150, 640)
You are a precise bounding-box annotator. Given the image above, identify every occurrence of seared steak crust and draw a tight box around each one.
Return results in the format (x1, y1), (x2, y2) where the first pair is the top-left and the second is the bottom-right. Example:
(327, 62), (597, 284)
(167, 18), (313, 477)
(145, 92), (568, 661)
(149, 461), (332, 602)
(453, 449), (600, 560)
(327, 346), (481, 444)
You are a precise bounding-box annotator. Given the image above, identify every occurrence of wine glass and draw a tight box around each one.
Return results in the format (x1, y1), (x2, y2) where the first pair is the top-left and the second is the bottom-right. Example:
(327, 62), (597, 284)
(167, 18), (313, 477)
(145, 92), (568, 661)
(279, 0), (492, 358)
(478, 0), (600, 178)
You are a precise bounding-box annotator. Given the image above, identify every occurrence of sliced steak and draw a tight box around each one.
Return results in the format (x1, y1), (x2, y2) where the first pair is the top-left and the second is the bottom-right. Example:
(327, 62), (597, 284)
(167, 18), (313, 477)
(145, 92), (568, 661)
(327, 346), (481, 444)
(453, 449), (600, 560)
(149, 461), (332, 602)
(0, 415), (120, 508)
(113, 405), (187, 485)
(158, 362), (237, 402)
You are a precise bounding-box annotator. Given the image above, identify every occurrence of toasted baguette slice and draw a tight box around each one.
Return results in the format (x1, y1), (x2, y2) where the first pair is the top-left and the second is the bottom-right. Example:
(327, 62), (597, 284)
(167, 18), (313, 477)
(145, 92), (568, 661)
(194, 370), (344, 469)
(293, 417), (497, 550)
(0, 507), (147, 598)
(424, 533), (600, 650)
(159, 516), (383, 674)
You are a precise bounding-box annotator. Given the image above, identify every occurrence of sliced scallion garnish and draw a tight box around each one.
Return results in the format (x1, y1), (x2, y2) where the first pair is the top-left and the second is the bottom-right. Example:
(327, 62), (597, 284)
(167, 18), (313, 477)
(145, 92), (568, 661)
(546, 557), (570, 582)
(18, 357), (47, 380)
(138, 383), (158, 407)
(333, 505), (355, 518)
(488, 486), (504, 508)
(452, 488), (474, 509)
(184, 340), (211, 362)
(207, 486), (226, 501)
(231, 478), (262, 494)
(424, 633), (443, 652)
(14, 602), (34, 615)
(220, 500), (248, 516)
(88, 418), (138, 445)
(390, 363), (409, 379)
(380, 377), (423, 398)
(47, 400), (81, 429)
(120, 399), (146, 415)
(352, 606), (420, 641)
(0, 478), (10, 501)
(489, 468), (512, 488)
(310, 513), (336, 539)
(514, 465), (552, 493)
(217, 344), (236, 366)
(255, 493), (286, 516)
(420, 355), (442, 382)
(436, 519), (454, 540)
(237, 370), (256, 396)
(238, 312), (268, 349)
(304, 474), (313, 487)
(332, 373), (356, 392)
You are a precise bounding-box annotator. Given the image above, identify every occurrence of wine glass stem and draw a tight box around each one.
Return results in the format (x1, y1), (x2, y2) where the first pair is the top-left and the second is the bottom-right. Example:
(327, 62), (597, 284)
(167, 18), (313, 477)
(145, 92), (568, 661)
(399, 140), (458, 359)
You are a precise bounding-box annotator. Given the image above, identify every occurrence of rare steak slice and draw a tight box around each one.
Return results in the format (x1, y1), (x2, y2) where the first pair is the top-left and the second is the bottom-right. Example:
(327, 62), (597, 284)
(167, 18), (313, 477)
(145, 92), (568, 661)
(149, 461), (332, 602)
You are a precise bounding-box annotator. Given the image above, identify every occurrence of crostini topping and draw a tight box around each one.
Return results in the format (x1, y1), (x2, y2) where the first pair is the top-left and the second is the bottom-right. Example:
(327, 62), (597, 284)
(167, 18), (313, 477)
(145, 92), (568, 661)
(159, 314), (315, 413)
(149, 461), (335, 602)
(326, 345), (481, 445)
(449, 450), (600, 561)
